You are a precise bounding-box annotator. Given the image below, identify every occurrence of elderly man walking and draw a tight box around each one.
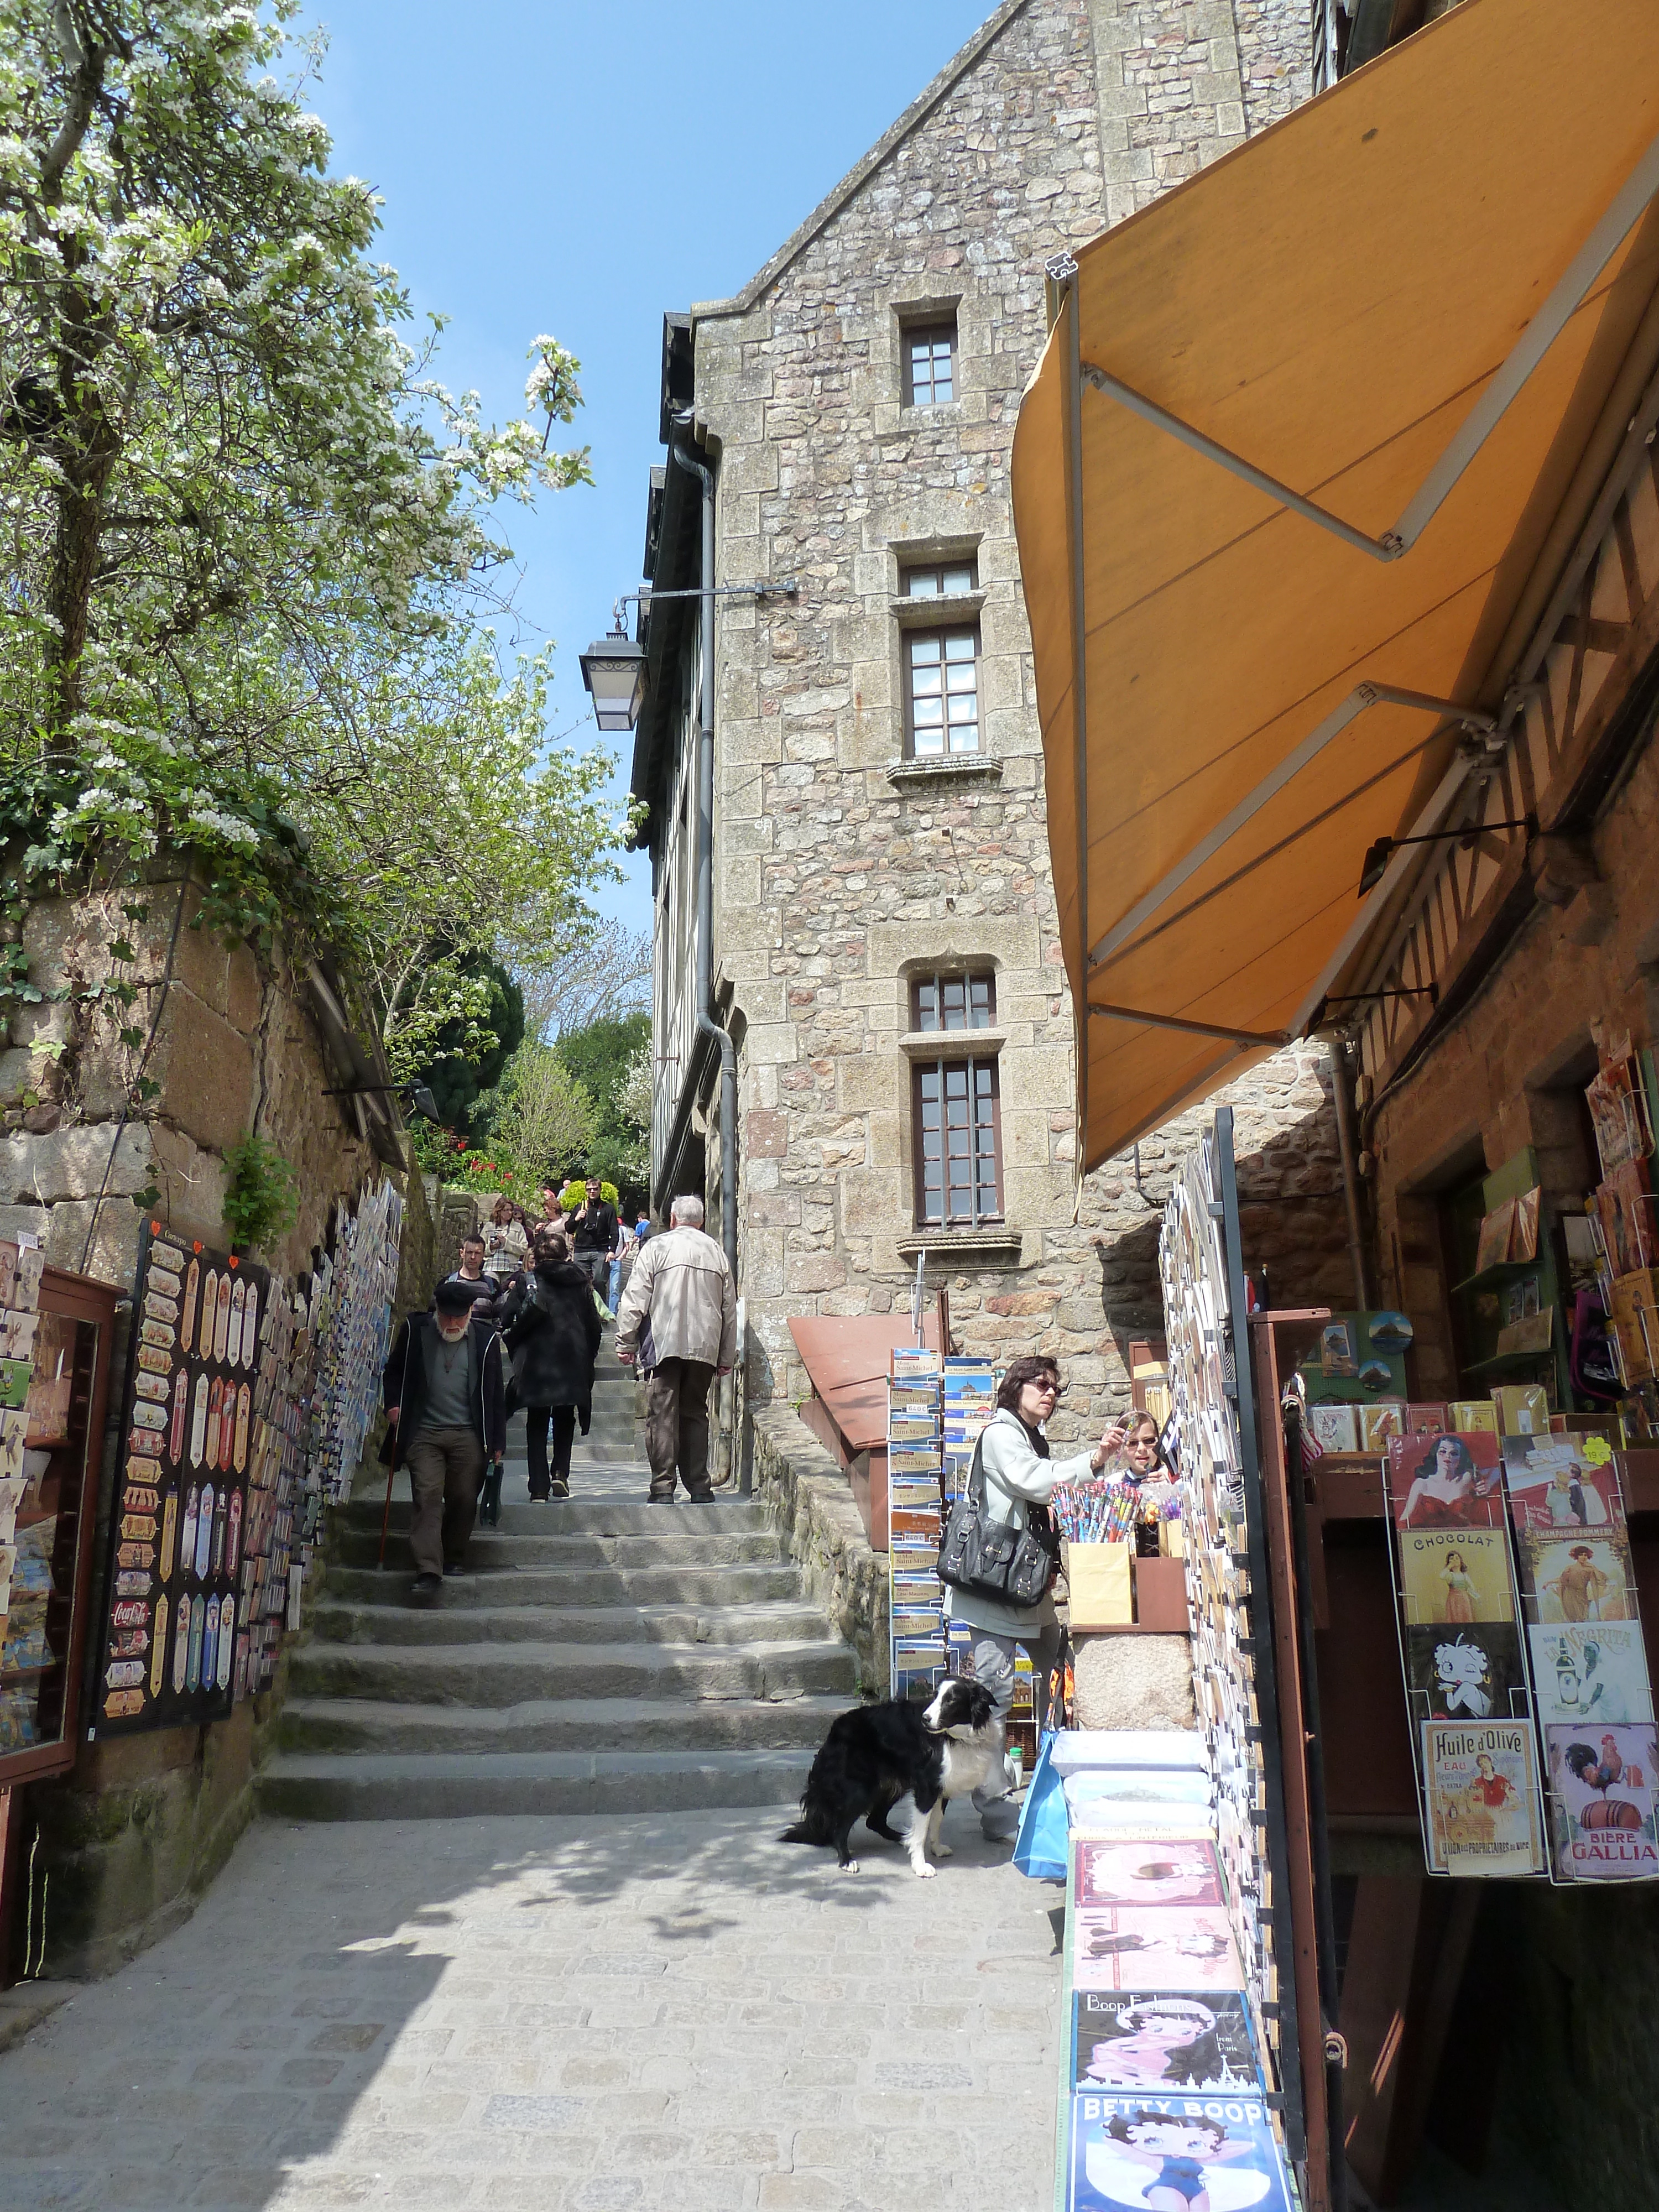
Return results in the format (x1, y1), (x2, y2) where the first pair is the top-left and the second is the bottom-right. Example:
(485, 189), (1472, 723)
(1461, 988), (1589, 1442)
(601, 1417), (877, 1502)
(382, 1277), (507, 1597)
(614, 1194), (736, 1503)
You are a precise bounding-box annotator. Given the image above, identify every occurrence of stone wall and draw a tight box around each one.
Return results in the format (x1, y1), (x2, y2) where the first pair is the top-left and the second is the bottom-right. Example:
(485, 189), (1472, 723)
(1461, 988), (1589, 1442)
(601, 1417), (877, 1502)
(752, 1407), (890, 1694)
(1, 870), (420, 1980)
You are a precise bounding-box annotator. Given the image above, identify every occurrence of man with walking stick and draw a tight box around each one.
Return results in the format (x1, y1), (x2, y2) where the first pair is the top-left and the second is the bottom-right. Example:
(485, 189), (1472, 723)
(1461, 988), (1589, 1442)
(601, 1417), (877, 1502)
(380, 1277), (507, 1597)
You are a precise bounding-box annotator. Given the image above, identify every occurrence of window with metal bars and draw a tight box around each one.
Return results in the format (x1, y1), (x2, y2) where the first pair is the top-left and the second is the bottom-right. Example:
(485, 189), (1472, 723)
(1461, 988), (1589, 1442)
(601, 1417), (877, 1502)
(902, 321), (956, 406)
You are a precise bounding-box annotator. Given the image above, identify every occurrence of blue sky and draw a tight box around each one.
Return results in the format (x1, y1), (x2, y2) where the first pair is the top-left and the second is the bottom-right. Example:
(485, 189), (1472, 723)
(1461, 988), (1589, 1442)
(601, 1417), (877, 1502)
(296, 0), (993, 937)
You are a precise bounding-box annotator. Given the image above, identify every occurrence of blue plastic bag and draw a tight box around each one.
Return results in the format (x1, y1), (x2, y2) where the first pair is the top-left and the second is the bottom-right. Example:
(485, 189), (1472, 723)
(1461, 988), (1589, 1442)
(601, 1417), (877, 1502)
(1012, 1730), (1069, 1880)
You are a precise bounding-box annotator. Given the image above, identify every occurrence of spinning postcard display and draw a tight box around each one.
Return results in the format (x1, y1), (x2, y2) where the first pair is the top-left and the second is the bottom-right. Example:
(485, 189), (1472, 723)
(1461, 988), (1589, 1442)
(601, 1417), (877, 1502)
(94, 1223), (267, 1733)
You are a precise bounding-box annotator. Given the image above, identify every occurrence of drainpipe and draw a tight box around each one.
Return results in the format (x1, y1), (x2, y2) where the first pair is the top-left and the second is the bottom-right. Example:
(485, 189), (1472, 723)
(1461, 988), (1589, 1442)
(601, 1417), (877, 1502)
(1326, 1035), (1372, 1310)
(671, 434), (739, 1284)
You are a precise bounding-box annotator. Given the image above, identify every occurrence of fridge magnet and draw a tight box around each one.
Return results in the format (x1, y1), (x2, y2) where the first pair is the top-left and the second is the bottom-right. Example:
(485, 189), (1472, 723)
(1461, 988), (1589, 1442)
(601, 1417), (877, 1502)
(1396, 1529), (1515, 1627)
(1406, 1622), (1527, 1721)
(1073, 1991), (1259, 2094)
(1422, 1720), (1545, 1876)
(1070, 2094), (1293, 2212)
(1528, 1624), (1655, 1726)
(1387, 1432), (1505, 1530)
(1546, 1723), (1659, 1881)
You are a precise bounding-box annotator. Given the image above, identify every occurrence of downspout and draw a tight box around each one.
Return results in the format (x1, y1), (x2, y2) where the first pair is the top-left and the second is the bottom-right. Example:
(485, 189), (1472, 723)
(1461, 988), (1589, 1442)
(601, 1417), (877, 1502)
(671, 434), (739, 1284)
(1325, 1036), (1372, 1310)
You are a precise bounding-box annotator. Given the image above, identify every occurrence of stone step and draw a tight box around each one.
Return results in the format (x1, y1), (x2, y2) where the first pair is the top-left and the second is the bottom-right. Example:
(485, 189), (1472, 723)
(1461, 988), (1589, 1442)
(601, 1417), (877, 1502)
(342, 1498), (764, 1540)
(331, 1527), (784, 1571)
(255, 1747), (817, 1820)
(322, 1560), (803, 1609)
(288, 1637), (858, 1706)
(309, 1597), (832, 1648)
(276, 1692), (848, 1756)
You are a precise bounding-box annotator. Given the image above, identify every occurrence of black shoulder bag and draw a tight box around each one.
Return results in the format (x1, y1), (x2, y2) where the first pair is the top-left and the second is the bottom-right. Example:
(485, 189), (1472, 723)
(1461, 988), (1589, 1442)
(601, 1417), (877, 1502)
(937, 1429), (1061, 1610)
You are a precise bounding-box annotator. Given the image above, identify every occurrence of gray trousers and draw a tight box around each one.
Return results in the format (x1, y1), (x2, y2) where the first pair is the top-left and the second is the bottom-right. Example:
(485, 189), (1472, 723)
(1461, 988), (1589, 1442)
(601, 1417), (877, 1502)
(405, 1426), (484, 1575)
(969, 1623), (1064, 1834)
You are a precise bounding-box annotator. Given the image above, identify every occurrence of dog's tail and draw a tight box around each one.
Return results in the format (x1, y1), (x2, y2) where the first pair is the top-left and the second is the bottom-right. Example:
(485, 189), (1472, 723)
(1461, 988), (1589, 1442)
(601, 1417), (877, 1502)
(778, 1790), (833, 1847)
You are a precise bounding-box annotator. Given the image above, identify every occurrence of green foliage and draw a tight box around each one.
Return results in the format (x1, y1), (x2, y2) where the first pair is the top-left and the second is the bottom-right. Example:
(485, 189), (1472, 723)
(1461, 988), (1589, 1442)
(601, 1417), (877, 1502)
(554, 1013), (651, 1191)
(411, 958), (524, 1133)
(484, 1045), (598, 1187)
(559, 1179), (619, 1210)
(221, 1133), (299, 1254)
(0, 0), (624, 1082)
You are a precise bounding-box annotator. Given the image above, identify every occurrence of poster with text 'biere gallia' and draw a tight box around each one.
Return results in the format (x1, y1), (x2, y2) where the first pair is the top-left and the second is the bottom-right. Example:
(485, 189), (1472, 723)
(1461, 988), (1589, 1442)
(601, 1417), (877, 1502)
(91, 1222), (269, 1736)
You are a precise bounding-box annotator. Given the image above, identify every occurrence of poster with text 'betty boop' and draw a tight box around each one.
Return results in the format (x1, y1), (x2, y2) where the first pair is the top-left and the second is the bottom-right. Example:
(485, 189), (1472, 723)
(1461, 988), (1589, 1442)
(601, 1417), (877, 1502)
(88, 1221), (270, 1738)
(1068, 2093), (1293, 2212)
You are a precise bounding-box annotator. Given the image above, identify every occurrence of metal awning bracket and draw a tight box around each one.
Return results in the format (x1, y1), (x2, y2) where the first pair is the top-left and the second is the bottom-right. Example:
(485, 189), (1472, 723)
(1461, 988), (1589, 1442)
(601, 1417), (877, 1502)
(1081, 127), (1659, 563)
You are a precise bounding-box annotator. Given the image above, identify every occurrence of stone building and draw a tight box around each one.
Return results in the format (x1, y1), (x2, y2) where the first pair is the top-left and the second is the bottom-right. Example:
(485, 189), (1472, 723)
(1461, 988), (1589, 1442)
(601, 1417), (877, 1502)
(629, 0), (1361, 1455)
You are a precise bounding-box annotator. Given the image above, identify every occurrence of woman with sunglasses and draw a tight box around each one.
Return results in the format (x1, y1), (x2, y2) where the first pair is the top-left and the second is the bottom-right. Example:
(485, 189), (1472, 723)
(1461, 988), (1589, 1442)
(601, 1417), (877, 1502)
(949, 1353), (1119, 1841)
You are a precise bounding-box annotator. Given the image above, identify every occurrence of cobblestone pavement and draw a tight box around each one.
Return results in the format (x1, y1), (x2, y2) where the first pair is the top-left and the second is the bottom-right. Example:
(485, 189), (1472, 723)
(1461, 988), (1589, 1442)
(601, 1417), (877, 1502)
(0, 1807), (1063, 2211)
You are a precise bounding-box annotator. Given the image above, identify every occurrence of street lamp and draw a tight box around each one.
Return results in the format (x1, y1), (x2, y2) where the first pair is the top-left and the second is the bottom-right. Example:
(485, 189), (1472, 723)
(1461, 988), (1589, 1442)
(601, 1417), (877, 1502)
(579, 625), (647, 734)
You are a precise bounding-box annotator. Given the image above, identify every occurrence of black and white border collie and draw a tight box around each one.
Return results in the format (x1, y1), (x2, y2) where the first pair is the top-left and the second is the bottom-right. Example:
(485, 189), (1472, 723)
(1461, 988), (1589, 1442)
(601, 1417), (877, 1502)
(779, 1676), (1001, 1876)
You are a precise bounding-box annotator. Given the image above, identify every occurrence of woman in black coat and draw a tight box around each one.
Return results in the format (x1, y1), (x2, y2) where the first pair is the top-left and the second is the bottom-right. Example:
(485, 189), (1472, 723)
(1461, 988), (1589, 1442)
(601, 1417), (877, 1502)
(498, 1231), (603, 1502)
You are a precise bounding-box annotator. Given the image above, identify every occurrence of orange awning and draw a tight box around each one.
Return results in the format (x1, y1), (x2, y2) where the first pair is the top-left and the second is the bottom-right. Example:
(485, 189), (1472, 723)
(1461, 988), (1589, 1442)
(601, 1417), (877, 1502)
(1012, 0), (1659, 1171)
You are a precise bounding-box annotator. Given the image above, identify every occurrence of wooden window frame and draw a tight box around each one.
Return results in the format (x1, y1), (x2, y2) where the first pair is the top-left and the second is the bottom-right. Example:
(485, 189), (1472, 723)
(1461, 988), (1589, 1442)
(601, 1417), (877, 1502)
(911, 971), (995, 1033)
(901, 557), (979, 600)
(902, 623), (982, 759)
(902, 321), (957, 408)
(912, 1052), (1005, 1229)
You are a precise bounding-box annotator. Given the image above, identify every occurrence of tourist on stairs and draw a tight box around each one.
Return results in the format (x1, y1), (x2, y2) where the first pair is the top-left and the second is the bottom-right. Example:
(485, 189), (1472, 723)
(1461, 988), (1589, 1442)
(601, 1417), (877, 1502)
(499, 1229), (603, 1502)
(382, 1277), (507, 1600)
(614, 1193), (735, 1503)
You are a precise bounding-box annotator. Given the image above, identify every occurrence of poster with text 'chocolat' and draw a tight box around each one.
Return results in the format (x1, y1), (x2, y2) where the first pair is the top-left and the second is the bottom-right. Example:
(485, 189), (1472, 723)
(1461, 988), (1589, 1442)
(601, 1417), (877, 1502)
(90, 1222), (269, 1738)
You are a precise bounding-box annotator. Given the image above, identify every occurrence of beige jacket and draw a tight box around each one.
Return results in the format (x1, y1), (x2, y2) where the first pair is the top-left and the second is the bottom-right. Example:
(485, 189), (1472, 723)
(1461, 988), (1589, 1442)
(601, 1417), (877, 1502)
(614, 1225), (737, 1371)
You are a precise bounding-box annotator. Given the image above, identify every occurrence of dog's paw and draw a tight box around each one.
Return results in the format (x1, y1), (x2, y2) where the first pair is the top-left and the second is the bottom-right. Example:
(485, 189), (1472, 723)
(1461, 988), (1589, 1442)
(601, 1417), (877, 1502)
(839, 1858), (860, 1874)
(932, 1841), (953, 1858)
(913, 1861), (938, 1879)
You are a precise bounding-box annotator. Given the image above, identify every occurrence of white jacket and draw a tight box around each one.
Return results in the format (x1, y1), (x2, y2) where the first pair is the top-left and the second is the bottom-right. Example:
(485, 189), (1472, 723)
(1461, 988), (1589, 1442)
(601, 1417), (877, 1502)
(944, 1407), (1096, 1637)
(614, 1225), (737, 1371)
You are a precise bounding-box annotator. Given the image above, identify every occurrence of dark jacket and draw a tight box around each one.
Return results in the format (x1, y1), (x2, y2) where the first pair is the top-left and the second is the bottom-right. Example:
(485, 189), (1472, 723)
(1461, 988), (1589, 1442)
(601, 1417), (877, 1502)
(499, 1260), (603, 1412)
(571, 1198), (618, 1254)
(381, 1311), (507, 1469)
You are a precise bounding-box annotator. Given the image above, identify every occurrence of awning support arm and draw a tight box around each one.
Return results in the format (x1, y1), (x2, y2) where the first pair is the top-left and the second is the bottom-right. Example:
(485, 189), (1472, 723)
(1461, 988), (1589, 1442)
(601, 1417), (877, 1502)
(1087, 1000), (1290, 1049)
(1081, 126), (1659, 564)
(1088, 685), (1498, 971)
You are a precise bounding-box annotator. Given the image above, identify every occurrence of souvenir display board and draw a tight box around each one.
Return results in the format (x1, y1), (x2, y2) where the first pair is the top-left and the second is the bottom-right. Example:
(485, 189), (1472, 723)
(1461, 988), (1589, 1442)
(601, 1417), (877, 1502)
(1055, 1751), (1295, 2212)
(888, 1347), (945, 1699)
(1383, 1430), (1547, 1876)
(91, 1224), (270, 1735)
(239, 1280), (317, 1699)
(1503, 1434), (1659, 1882)
(0, 1246), (114, 1781)
(1158, 1109), (1304, 2170)
(310, 1181), (404, 1503)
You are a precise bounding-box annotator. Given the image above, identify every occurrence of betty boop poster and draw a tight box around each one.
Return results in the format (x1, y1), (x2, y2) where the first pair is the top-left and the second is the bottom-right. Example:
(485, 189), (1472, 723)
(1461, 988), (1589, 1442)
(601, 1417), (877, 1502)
(1070, 2094), (1292, 2212)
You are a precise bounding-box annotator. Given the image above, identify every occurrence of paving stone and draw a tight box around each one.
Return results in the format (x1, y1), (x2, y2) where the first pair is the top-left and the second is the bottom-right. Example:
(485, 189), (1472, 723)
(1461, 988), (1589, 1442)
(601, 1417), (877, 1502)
(0, 1809), (1061, 2210)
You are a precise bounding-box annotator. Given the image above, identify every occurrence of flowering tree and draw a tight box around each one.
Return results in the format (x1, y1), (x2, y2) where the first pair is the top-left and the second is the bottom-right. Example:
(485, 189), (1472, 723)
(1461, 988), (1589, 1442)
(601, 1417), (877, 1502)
(0, 0), (615, 1074)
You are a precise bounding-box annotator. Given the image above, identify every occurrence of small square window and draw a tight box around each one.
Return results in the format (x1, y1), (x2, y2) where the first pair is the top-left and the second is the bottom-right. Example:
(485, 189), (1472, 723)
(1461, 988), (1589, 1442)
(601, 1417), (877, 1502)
(912, 972), (995, 1032)
(903, 321), (956, 407)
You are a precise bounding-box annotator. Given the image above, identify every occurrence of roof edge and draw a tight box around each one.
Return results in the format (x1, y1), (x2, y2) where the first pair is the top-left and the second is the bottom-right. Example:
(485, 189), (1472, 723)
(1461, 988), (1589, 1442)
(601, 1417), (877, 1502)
(688, 0), (1036, 321)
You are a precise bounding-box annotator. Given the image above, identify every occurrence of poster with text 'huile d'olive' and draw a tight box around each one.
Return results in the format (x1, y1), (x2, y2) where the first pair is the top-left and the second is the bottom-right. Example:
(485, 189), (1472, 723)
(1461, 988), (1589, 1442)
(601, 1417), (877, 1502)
(90, 1222), (269, 1737)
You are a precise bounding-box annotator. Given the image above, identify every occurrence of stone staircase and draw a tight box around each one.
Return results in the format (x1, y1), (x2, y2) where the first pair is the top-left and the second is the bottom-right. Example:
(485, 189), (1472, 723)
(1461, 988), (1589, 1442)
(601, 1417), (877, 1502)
(257, 1337), (857, 1819)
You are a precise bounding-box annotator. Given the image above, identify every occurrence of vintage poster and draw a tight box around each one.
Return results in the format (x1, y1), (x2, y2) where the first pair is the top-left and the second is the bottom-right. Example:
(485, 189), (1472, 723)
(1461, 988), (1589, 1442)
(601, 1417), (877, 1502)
(1422, 1720), (1545, 1875)
(1387, 1431), (1506, 1531)
(1069, 2093), (1293, 2212)
(1078, 1841), (1225, 1910)
(1521, 1534), (1635, 1623)
(1073, 1991), (1259, 2094)
(1502, 1435), (1626, 1537)
(1395, 1527), (1515, 1627)
(1073, 1906), (1243, 1992)
(1545, 1723), (1659, 1882)
(1528, 1624), (1655, 1726)
(88, 1222), (270, 1738)
(1406, 1623), (1527, 1723)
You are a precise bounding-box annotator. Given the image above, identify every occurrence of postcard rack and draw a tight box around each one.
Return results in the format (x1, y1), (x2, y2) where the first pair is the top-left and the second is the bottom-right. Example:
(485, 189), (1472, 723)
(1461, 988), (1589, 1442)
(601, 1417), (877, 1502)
(1160, 1107), (1337, 2212)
